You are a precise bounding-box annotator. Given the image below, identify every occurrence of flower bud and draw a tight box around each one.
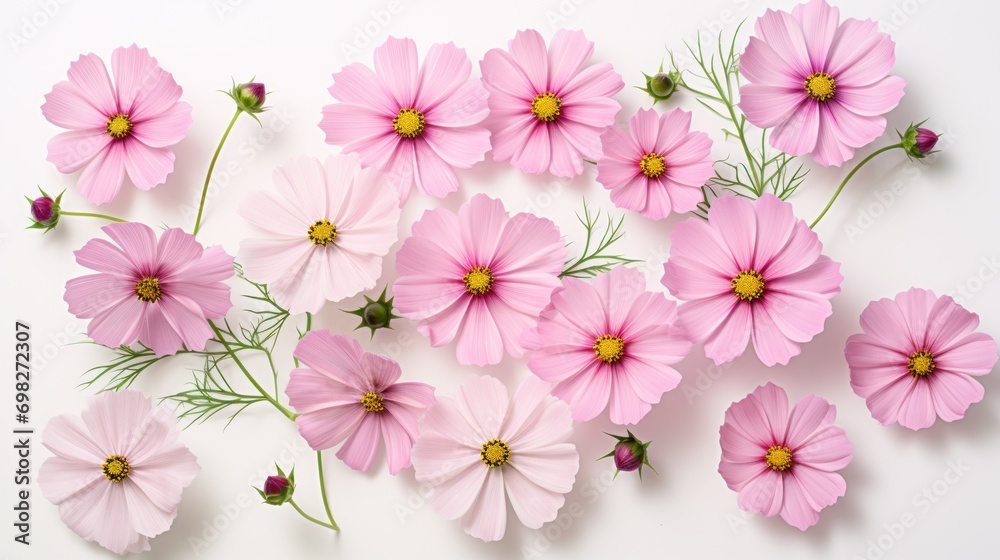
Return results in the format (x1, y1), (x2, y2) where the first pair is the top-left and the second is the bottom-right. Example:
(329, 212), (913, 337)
(264, 475), (290, 496)
(255, 465), (295, 506)
(226, 79), (268, 115)
(26, 187), (63, 232)
(915, 128), (939, 155)
(901, 122), (940, 159)
(601, 430), (656, 479)
(640, 69), (680, 103)
(345, 286), (400, 339)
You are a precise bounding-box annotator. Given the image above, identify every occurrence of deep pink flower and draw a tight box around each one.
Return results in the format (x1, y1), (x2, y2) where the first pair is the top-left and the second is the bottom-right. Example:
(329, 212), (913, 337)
(846, 288), (998, 430)
(661, 194), (842, 366)
(393, 194), (566, 366)
(738, 0), (906, 166)
(64, 222), (234, 357)
(286, 331), (435, 474)
(522, 266), (691, 424)
(38, 391), (199, 554)
(411, 375), (579, 542)
(719, 383), (853, 531)
(42, 44), (193, 204)
(238, 154), (401, 315)
(320, 37), (491, 204)
(480, 29), (623, 177)
(597, 108), (713, 219)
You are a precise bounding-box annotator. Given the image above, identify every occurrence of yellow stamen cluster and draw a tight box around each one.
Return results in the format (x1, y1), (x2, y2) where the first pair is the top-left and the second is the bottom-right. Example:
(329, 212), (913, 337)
(480, 438), (510, 468)
(804, 72), (836, 101)
(102, 455), (131, 482)
(531, 92), (562, 122)
(731, 270), (765, 302)
(639, 153), (666, 178)
(593, 334), (625, 364)
(106, 113), (133, 138)
(308, 219), (337, 246)
(135, 277), (162, 303)
(765, 445), (793, 472)
(393, 108), (426, 138)
(907, 350), (936, 378)
(463, 266), (494, 296)
(361, 392), (385, 413)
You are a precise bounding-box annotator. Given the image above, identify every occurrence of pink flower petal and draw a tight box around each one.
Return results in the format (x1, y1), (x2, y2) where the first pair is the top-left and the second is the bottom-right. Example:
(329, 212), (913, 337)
(381, 415), (415, 475)
(753, 8), (812, 77)
(328, 62), (399, 116)
(837, 76), (906, 117)
(508, 29), (549, 93)
(791, 0), (840, 69)
(46, 129), (112, 173)
(506, 444), (578, 492)
(361, 352), (402, 392)
(937, 334), (999, 374)
(320, 102), (391, 145)
(739, 37), (803, 89)
(503, 467), (566, 529)
(336, 414), (382, 471)
(751, 304), (802, 366)
(461, 467), (507, 542)
(38, 457), (104, 505)
(418, 41), (473, 111)
(551, 361), (611, 421)
(737, 469), (784, 517)
(87, 296), (144, 349)
(424, 79), (490, 127)
(928, 372), (985, 422)
(779, 471), (821, 530)
(130, 102), (192, 148)
(123, 139), (174, 191)
(42, 80), (109, 129)
(413, 140), (460, 198)
(559, 62), (624, 101)
(374, 36), (419, 108)
(769, 99), (820, 157)
(740, 84), (805, 129)
(827, 19), (896, 87)
(63, 52), (117, 117)
(65, 273), (132, 317)
(77, 141), (126, 205)
(510, 121), (551, 174)
(705, 301), (752, 364)
(111, 45), (183, 121)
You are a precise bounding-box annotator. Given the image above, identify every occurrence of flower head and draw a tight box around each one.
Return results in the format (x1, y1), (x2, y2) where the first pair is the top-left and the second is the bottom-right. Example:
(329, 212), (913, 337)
(411, 375), (579, 542)
(846, 288), (998, 430)
(602, 430), (656, 479)
(901, 123), (940, 159)
(480, 29), (624, 177)
(63, 222), (234, 357)
(639, 63), (680, 102)
(393, 194), (566, 366)
(738, 0), (906, 166)
(257, 466), (295, 506)
(286, 331), (435, 474)
(38, 391), (199, 553)
(661, 194), (842, 366)
(719, 383), (853, 531)
(237, 154), (400, 315)
(41, 44), (193, 204)
(522, 266), (691, 424)
(597, 108), (713, 219)
(344, 286), (400, 339)
(27, 187), (63, 231)
(321, 37), (491, 204)
(227, 79), (268, 116)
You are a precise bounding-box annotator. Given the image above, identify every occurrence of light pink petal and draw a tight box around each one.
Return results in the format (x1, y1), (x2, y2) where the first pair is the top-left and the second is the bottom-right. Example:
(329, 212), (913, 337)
(661, 256), (732, 301)
(480, 48), (535, 100)
(753, 8), (811, 77)
(237, 238), (312, 285)
(827, 19), (896, 87)
(65, 273), (132, 318)
(837, 76), (906, 117)
(328, 62), (399, 116)
(768, 99), (819, 157)
(677, 294), (738, 347)
(47, 129), (113, 173)
(425, 79), (490, 127)
(928, 372), (985, 422)
(413, 140), (460, 198)
(937, 334), (999, 375)
(491, 212), (565, 277)
(123, 140), (174, 191)
(709, 195), (757, 268)
(130, 101), (192, 147)
(547, 29), (594, 89)
(562, 97), (621, 128)
(546, 125), (587, 177)
(383, 382), (436, 409)
(751, 304), (802, 366)
(63, 52), (117, 116)
(423, 125), (490, 168)
(41, 414), (105, 464)
(361, 352), (402, 392)
(737, 469), (784, 517)
(122, 477), (178, 538)
(779, 470), (822, 530)
(608, 175), (649, 214)
(157, 295), (212, 352)
(38, 457), (103, 505)
(559, 62), (624, 101)
(336, 414), (382, 471)
(508, 29), (549, 92)
(795, 426), (853, 472)
(761, 291), (833, 344)
(813, 103), (887, 166)
(504, 467), (566, 529)
(759, 221), (822, 280)
(925, 295), (982, 353)
(154, 228), (202, 272)
(42, 80), (109, 129)
(719, 459), (769, 491)
(415, 396), (480, 449)
(460, 467), (507, 542)
(76, 141), (126, 205)
(111, 45), (183, 121)
(374, 36), (419, 108)
(739, 84), (805, 129)
(418, 41), (473, 111)
(511, 121), (551, 175)
(238, 190), (307, 237)
(608, 372), (652, 425)
(784, 394), (835, 448)
(136, 303), (183, 356)
(294, 331), (364, 383)
(296, 405), (366, 451)
(894, 379), (936, 430)
(286, 368), (360, 413)
(320, 102), (392, 145)
(489, 113), (537, 164)
(87, 296), (144, 349)
(506, 443), (578, 493)
(705, 302), (753, 364)
(461, 193), (509, 266)
(423, 460), (489, 521)
(791, 0), (840, 69)
(665, 216), (737, 276)
(739, 37), (804, 89)
(500, 377), (562, 443)
(551, 362), (611, 422)
(381, 415), (414, 475)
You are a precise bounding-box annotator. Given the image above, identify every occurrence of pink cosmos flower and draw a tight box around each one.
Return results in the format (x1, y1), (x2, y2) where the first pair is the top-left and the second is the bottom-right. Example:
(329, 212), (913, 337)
(286, 331), (434, 474)
(846, 288), (998, 430)
(42, 44), (193, 205)
(411, 375), (579, 542)
(393, 193), (566, 366)
(64, 222), (234, 357)
(738, 0), (906, 166)
(320, 37), (491, 204)
(597, 108), (714, 219)
(661, 194), (842, 366)
(719, 383), (853, 531)
(480, 29), (624, 177)
(521, 265), (692, 424)
(238, 154), (400, 315)
(38, 391), (199, 554)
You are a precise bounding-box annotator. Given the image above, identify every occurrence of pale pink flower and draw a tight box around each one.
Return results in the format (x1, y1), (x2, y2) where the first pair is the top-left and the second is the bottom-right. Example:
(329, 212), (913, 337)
(661, 194), (842, 366)
(846, 288), (998, 430)
(522, 266), (691, 424)
(719, 383), (853, 531)
(393, 193), (566, 366)
(38, 391), (199, 554)
(411, 375), (579, 542)
(286, 331), (434, 474)
(320, 37), (491, 204)
(739, 0), (906, 167)
(480, 29), (623, 177)
(597, 108), (713, 219)
(238, 154), (400, 315)
(64, 222), (234, 357)
(42, 44), (193, 204)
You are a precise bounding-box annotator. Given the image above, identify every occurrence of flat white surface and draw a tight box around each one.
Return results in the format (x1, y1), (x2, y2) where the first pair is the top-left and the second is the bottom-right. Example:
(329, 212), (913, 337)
(2, 0), (998, 558)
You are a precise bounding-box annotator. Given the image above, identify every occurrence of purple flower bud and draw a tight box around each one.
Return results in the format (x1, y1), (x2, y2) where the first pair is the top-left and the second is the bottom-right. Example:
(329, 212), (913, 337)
(31, 196), (55, 224)
(613, 442), (642, 472)
(263, 475), (289, 496)
(915, 128), (939, 155)
(241, 82), (266, 108)
(255, 467), (295, 506)
(228, 79), (268, 114)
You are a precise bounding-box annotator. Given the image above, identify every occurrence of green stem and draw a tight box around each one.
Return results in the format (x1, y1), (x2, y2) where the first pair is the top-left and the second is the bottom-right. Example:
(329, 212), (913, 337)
(208, 320), (296, 421)
(293, 312), (313, 368)
(61, 211), (127, 222)
(288, 499), (339, 532)
(810, 143), (903, 228)
(316, 451), (340, 530)
(193, 108), (243, 236)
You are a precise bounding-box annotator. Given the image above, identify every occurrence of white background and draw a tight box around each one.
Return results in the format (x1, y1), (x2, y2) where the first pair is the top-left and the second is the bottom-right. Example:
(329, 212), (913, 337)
(2, 0), (999, 558)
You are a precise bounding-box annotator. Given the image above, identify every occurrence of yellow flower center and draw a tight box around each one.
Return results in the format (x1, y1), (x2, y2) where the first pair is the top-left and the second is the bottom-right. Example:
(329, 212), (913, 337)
(639, 153), (666, 178)
(101, 454), (131, 482)
(307, 219), (337, 246)
(593, 334), (625, 364)
(361, 392), (385, 413)
(804, 72), (836, 101)
(531, 92), (562, 122)
(106, 113), (133, 139)
(907, 350), (936, 378)
(134, 277), (162, 303)
(393, 108), (426, 138)
(765, 445), (793, 472)
(480, 438), (510, 468)
(731, 270), (765, 302)
(463, 266), (494, 296)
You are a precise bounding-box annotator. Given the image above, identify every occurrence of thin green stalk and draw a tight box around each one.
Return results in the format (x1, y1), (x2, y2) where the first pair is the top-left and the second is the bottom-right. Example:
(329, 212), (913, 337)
(316, 451), (339, 530)
(293, 312), (313, 368)
(810, 143), (903, 228)
(61, 211), (127, 222)
(208, 320), (296, 421)
(288, 499), (339, 532)
(193, 108), (243, 236)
